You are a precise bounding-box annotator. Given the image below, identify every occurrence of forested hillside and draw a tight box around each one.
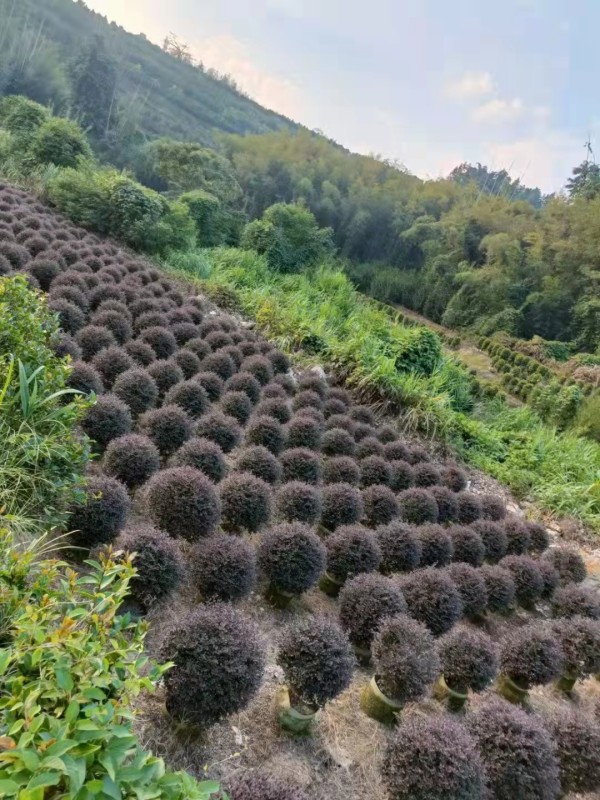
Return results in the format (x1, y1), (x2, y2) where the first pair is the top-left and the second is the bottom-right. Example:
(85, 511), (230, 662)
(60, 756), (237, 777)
(0, 0), (295, 153)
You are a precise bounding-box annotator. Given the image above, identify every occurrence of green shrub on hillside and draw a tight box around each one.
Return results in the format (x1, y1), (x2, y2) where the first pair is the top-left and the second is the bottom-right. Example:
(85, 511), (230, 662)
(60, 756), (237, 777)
(0, 276), (89, 535)
(30, 117), (92, 168)
(0, 531), (220, 800)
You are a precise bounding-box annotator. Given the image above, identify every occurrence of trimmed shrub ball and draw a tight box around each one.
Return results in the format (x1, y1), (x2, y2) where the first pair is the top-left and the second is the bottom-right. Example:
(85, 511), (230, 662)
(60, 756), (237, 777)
(275, 481), (321, 526)
(339, 573), (407, 651)
(322, 456), (360, 486)
(67, 361), (103, 395)
(500, 555), (544, 608)
(500, 624), (564, 689)
(503, 516), (531, 555)
(117, 523), (184, 608)
(349, 405), (375, 426)
(382, 714), (484, 800)
(542, 547), (586, 585)
(139, 326), (177, 359)
(286, 415), (322, 451)
(113, 367), (158, 418)
(479, 565), (515, 614)
(234, 445), (281, 485)
(355, 436), (384, 459)
(165, 380), (210, 420)
(161, 604), (265, 728)
(443, 463), (468, 492)
(189, 534), (256, 601)
(138, 405), (194, 458)
(293, 406), (324, 426)
(170, 437), (227, 483)
(373, 615), (440, 704)
(266, 349), (291, 375)
(398, 488), (438, 525)
(81, 393), (132, 450)
(413, 462), (442, 488)
(280, 448), (321, 485)
(196, 410), (242, 454)
(52, 332), (82, 361)
(408, 445), (430, 464)
(258, 522), (326, 596)
(418, 524), (453, 568)
(480, 494), (506, 522)
(546, 708), (600, 795)
(439, 626), (498, 693)
(325, 413), (355, 434)
(134, 311), (169, 333)
(326, 525), (381, 582)
(228, 774), (309, 800)
(68, 475), (131, 550)
(273, 373), (296, 395)
(245, 415), (285, 455)
(293, 389), (323, 413)
(554, 615), (600, 681)
(360, 455), (391, 487)
(456, 492), (483, 524)
(321, 483), (364, 530)
(262, 382), (288, 400)
(389, 460), (415, 492)
(103, 433), (160, 489)
(220, 390), (253, 425)
(195, 370), (224, 402)
(446, 563), (488, 619)
(241, 355), (273, 385)
(29, 260), (59, 290)
(377, 423), (398, 444)
(225, 372), (262, 404)
(255, 397), (291, 424)
(377, 521), (421, 574)
(467, 698), (560, 800)
(384, 440), (411, 463)
(92, 346), (134, 389)
(449, 525), (485, 567)
(184, 337), (211, 361)
(171, 321), (198, 345)
(471, 520), (507, 564)
(324, 398), (347, 418)
(277, 616), (354, 708)
(400, 568), (463, 636)
(321, 427), (355, 457)
(173, 349), (201, 379)
(90, 309), (132, 344)
(76, 325), (116, 360)
(552, 584), (600, 619)
(147, 359), (184, 398)
(220, 472), (272, 533)
(146, 466), (220, 541)
(48, 298), (86, 335)
(525, 521), (550, 553)
(362, 485), (399, 527)
(538, 560), (560, 600)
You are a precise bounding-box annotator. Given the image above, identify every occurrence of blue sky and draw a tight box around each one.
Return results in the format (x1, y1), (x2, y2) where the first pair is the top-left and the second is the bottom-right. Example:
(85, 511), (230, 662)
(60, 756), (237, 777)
(85, 0), (599, 192)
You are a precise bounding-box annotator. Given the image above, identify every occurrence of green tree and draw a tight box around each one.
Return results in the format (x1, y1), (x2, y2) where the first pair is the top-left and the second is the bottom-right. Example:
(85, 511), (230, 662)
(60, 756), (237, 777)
(241, 202), (335, 273)
(30, 116), (91, 168)
(566, 160), (600, 200)
(71, 35), (118, 138)
(572, 298), (600, 352)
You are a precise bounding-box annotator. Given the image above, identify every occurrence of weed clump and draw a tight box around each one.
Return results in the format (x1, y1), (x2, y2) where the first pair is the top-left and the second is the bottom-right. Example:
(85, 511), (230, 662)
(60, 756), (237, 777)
(161, 604), (265, 728)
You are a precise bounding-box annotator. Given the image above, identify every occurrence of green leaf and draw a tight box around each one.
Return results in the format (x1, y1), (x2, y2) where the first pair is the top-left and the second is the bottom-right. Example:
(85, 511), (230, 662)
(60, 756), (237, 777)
(26, 771), (61, 790)
(64, 700), (80, 724)
(62, 755), (86, 794)
(102, 775), (122, 800)
(0, 779), (19, 794)
(55, 668), (74, 692)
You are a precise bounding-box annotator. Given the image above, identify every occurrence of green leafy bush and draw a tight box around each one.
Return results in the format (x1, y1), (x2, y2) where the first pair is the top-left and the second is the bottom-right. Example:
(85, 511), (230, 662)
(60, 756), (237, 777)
(0, 277), (89, 535)
(0, 532), (220, 800)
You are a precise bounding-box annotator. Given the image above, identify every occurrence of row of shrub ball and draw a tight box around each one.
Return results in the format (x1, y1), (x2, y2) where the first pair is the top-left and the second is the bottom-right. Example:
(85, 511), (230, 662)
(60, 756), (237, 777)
(3, 184), (600, 800)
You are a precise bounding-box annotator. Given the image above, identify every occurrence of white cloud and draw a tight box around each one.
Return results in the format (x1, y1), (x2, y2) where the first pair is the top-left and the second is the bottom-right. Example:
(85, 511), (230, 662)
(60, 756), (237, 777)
(486, 132), (581, 192)
(445, 71), (493, 99)
(192, 34), (305, 119)
(472, 97), (524, 123)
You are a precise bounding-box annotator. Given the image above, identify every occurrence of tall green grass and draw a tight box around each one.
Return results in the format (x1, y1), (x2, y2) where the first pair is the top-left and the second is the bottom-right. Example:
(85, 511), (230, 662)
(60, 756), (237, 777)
(178, 247), (600, 530)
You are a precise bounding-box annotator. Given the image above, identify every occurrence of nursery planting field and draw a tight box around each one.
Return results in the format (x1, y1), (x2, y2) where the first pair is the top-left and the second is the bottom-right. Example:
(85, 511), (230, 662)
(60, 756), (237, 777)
(2, 184), (600, 800)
